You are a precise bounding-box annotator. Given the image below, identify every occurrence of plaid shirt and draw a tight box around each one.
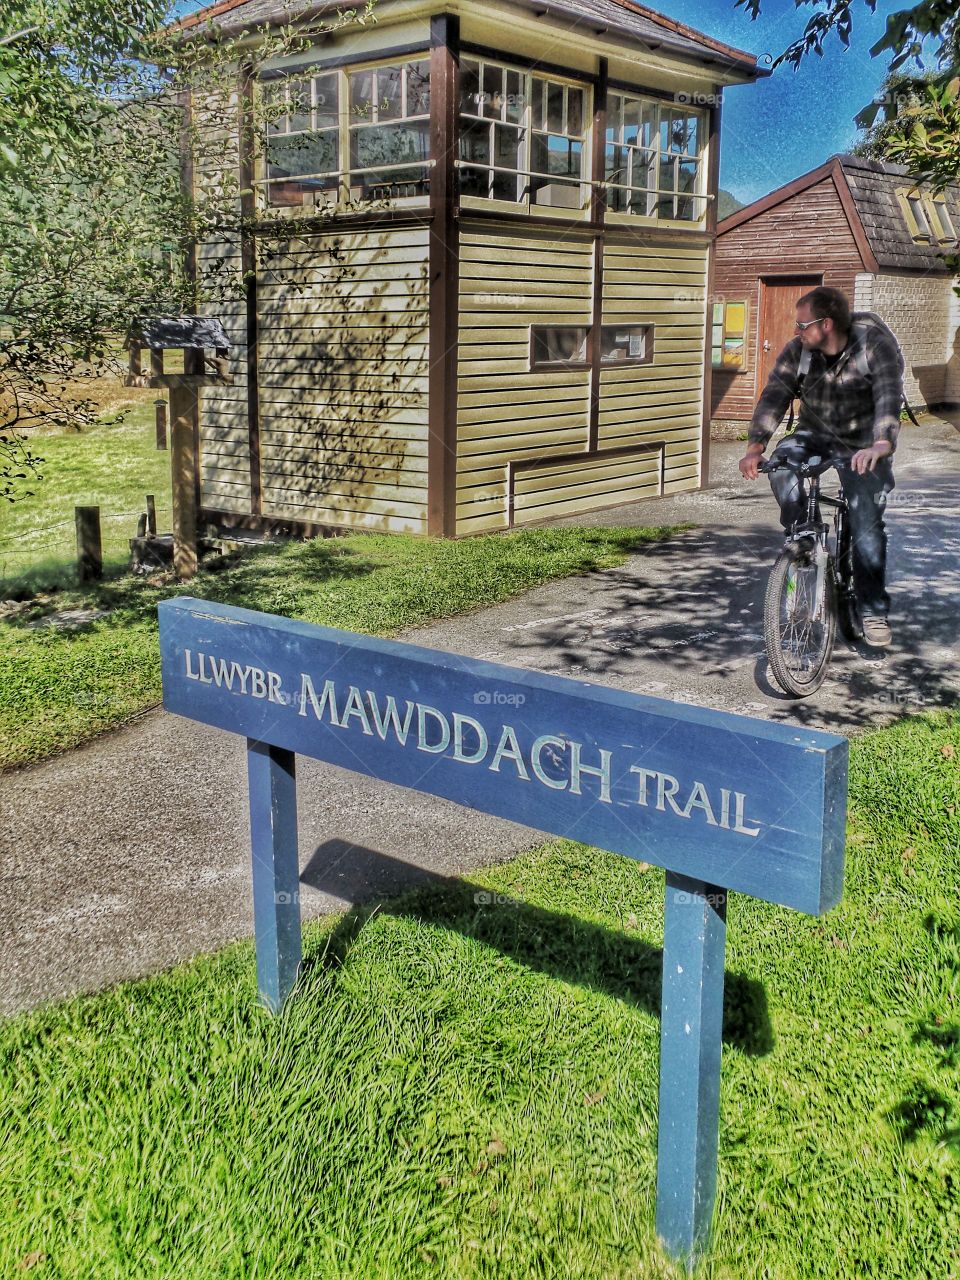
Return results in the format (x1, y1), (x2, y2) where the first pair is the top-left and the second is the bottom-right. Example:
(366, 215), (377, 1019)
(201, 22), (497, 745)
(748, 324), (903, 452)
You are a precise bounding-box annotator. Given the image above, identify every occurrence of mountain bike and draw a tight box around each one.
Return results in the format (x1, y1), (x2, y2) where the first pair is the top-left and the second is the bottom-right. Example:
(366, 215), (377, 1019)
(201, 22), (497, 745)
(759, 455), (863, 697)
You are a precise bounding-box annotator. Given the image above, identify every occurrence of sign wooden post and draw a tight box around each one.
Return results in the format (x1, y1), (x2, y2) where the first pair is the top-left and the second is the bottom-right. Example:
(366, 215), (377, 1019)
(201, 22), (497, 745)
(159, 597), (848, 1268)
(656, 874), (727, 1262)
(247, 740), (301, 1010)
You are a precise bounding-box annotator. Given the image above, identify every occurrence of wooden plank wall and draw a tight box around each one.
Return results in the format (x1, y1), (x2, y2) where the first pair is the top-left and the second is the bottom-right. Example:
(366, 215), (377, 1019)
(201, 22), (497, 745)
(255, 227), (431, 533)
(711, 176), (864, 423)
(599, 239), (707, 494)
(194, 90), (252, 514)
(455, 224), (594, 535)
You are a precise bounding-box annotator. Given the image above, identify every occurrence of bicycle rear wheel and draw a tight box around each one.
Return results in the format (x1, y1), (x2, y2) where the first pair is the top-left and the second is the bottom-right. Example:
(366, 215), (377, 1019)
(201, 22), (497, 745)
(763, 549), (837, 697)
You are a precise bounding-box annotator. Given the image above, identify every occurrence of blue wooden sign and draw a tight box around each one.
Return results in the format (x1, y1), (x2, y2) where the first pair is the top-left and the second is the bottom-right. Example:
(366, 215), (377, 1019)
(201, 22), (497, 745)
(159, 597), (848, 1267)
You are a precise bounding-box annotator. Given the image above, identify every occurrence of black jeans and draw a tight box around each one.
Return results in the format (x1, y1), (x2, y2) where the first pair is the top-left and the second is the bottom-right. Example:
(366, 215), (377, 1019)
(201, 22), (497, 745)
(768, 431), (895, 619)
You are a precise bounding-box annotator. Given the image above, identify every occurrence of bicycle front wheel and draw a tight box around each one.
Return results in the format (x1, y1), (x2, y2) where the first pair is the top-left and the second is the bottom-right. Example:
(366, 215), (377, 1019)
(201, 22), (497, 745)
(763, 550), (837, 697)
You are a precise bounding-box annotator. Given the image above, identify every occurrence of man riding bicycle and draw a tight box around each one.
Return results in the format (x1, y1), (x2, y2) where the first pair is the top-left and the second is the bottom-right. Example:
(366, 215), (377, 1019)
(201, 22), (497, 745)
(738, 285), (901, 648)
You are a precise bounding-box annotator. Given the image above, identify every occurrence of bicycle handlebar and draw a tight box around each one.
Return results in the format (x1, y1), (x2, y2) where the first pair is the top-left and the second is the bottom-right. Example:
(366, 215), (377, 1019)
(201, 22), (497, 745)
(758, 455), (850, 477)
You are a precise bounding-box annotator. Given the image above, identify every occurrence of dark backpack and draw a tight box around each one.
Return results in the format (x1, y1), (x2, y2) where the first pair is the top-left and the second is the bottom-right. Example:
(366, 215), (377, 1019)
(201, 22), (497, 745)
(790, 310), (917, 429)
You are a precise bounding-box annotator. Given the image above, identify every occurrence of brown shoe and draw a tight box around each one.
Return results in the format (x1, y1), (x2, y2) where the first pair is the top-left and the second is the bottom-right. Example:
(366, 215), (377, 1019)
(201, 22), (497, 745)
(862, 616), (892, 648)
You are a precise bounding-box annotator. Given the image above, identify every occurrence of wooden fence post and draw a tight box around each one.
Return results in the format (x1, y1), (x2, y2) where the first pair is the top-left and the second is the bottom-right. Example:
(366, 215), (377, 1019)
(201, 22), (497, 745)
(75, 506), (103, 583)
(169, 382), (199, 580)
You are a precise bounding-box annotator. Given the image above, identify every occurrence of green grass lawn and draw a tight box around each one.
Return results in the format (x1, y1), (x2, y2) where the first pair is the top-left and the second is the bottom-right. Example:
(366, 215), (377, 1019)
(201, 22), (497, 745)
(1, 712), (958, 1279)
(0, 523), (672, 770)
(0, 401), (169, 585)
(0, 409), (677, 770)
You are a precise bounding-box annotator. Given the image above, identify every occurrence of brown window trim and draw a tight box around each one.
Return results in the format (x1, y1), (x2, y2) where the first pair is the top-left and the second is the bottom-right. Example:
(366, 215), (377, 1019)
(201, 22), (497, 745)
(530, 323), (654, 371)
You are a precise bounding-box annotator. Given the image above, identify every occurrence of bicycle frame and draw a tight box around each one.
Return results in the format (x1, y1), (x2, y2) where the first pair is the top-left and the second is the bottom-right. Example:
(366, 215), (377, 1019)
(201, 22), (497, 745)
(763, 457), (854, 624)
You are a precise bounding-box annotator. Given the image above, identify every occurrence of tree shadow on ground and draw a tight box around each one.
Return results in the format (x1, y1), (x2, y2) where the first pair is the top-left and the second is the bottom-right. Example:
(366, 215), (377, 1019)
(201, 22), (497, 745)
(504, 471), (959, 733)
(299, 838), (774, 1058)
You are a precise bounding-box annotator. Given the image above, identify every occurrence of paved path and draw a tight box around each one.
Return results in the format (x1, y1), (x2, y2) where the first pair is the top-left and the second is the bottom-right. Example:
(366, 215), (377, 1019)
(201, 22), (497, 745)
(2, 417), (958, 1015)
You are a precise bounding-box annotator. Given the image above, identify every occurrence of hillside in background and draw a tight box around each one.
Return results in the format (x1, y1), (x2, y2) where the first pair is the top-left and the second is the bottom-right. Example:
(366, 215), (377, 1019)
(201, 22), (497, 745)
(718, 188), (746, 221)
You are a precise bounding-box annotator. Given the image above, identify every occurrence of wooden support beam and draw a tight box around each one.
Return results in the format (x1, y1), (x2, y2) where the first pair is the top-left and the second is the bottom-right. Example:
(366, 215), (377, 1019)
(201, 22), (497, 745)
(169, 383), (200, 579)
(427, 13), (460, 538)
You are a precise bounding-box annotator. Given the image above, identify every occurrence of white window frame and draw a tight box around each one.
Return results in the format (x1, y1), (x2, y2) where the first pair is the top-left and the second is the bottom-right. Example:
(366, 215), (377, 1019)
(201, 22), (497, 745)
(458, 56), (591, 213)
(605, 91), (708, 225)
(256, 55), (434, 211)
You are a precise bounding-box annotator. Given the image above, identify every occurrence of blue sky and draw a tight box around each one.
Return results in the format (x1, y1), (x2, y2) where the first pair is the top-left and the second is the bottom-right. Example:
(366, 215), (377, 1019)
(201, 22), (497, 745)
(650, 0), (911, 202)
(173, 0), (912, 204)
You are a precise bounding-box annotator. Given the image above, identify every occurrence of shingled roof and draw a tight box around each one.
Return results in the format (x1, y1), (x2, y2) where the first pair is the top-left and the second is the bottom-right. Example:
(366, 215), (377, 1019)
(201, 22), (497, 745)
(837, 154), (960, 272)
(177, 0), (764, 77)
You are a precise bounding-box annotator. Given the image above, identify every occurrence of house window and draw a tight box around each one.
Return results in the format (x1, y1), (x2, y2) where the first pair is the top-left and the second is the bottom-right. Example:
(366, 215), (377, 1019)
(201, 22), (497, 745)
(606, 94), (706, 222)
(711, 300), (748, 370)
(897, 187), (935, 242)
(262, 72), (341, 207)
(348, 59), (431, 199)
(926, 193), (955, 242)
(459, 58), (588, 209)
(600, 325), (653, 364)
(530, 326), (588, 367)
(257, 58), (431, 208)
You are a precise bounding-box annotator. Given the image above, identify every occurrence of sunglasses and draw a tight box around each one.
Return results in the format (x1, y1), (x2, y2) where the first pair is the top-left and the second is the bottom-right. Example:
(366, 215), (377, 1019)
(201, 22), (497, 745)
(795, 317), (822, 331)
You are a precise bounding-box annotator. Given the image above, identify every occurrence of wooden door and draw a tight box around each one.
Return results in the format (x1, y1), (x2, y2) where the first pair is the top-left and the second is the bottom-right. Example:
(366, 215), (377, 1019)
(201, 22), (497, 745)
(758, 276), (822, 392)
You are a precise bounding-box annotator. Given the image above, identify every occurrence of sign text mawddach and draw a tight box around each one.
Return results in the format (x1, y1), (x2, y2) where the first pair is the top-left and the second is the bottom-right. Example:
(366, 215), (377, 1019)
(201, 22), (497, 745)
(159, 597), (848, 1267)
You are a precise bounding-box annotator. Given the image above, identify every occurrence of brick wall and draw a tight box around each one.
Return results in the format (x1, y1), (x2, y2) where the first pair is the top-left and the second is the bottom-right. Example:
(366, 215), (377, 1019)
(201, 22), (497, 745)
(866, 271), (956, 407)
(946, 286), (960, 404)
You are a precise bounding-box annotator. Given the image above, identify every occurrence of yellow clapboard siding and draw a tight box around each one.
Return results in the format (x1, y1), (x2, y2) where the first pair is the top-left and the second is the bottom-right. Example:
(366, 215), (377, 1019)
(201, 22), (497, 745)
(458, 298), (590, 319)
(601, 269), (706, 287)
(455, 510), (511, 536)
(599, 421), (701, 447)
(460, 226), (593, 252)
(263, 228), (431, 254)
(261, 439), (428, 464)
(260, 421), (428, 444)
(663, 477), (699, 496)
(460, 276), (592, 299)
(258, 340), (429, 359)
(600, 281), (707, 301)
(456, 464), (508, 489)
(457, 358), (561, 378)
(260, 472), (427, 506)
(513, 474), (661, 523)
(514, 450), (660, 491)
(455, 492), (509, 521)
(460, 376), (593, 401)
(260, 481), (427, 517)
(600, 356), (704, 382)
(596, 399), (701, 426)
(258, 314), (430, 331)
(258, 372), (429, 391)
(458, 427), (587, 459)
(604, 242), (707, 261)
(455, 404), (591, 430)
(460, 262), (593, 285)
(458, 368), (590, 392)
(261, 495), (427, 531)
(261, 459), (427, 488)
(598, 395), (701, 419)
